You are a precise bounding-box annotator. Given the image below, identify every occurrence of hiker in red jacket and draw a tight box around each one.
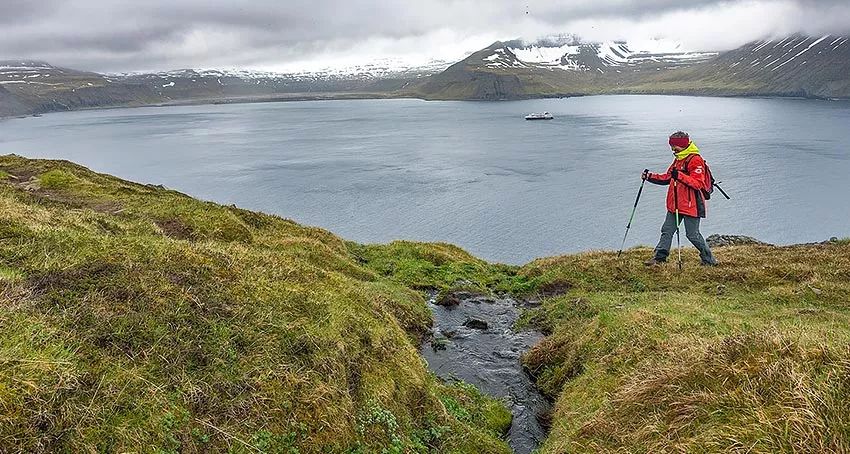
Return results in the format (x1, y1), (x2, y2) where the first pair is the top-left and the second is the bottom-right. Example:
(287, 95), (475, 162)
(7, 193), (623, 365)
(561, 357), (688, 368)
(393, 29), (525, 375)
(642, 131), (717, 266)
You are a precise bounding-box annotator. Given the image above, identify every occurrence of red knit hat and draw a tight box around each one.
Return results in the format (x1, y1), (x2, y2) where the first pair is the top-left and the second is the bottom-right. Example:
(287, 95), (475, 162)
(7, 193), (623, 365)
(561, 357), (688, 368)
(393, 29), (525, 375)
(669, 134), (690, 149)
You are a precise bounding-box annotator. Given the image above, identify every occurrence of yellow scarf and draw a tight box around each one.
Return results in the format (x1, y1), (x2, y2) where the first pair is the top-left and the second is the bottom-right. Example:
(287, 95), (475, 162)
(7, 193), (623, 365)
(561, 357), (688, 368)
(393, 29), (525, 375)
(675, 142), (700, 160)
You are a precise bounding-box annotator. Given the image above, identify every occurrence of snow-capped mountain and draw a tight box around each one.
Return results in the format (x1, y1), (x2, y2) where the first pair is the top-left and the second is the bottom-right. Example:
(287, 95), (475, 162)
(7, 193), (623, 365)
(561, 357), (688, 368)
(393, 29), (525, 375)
(474, 37), (717, 73)
(413, 33), (850, 100)
(0, 58), (450, 117)
(102, 59), (451, 99)
(112, 58), (451, 84)
(0, 60), (105, 85)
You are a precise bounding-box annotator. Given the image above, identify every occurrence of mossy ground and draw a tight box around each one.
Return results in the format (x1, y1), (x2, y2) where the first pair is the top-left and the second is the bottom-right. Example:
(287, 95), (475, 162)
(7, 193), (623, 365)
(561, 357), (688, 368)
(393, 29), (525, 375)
(0, 155), (511, 453)
(3, 154), (849, 453)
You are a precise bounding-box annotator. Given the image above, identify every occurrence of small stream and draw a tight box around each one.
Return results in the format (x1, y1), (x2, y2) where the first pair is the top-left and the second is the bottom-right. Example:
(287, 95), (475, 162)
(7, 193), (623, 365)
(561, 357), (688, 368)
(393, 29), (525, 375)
(419, 292), (550, 453)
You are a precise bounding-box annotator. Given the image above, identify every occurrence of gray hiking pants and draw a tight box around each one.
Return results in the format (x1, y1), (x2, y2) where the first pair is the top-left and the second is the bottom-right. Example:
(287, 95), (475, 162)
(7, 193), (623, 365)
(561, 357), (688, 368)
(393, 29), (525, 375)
(653, 211), (716, 264)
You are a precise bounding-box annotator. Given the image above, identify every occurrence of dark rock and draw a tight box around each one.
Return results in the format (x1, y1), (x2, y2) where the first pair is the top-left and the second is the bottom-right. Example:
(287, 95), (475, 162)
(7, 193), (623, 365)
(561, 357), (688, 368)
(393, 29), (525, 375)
(706, 234), (772, 248)
(522, 298), (543, 308)
(434, 293), (461, 307)
(435, 290), (494, 307)
(463, 318), (488, 330)
(451, 291), (477, 299)
(430, 337), (448, 351)
(469, 295), (496, 304)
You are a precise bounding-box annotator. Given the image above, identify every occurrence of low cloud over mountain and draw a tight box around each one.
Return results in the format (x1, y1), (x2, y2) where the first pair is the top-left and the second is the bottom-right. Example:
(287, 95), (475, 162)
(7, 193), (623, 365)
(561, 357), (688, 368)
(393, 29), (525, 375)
(2, 1), (850, 73)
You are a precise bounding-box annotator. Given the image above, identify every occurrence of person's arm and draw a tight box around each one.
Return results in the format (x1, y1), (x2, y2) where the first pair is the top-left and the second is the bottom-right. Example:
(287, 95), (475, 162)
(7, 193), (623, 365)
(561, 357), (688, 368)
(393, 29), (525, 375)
(646, 165), (673, 186)
(674, 156), (706, 191)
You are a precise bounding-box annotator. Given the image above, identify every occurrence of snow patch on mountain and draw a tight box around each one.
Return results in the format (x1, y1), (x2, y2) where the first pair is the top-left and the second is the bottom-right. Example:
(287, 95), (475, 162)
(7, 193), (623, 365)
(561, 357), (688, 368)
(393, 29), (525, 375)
(509, 43), (580, 65)
(725, 34), (846, 73)
(109, 57), (452, 85)
(0, 61), (53, 70)
(483, 38), (717, 72)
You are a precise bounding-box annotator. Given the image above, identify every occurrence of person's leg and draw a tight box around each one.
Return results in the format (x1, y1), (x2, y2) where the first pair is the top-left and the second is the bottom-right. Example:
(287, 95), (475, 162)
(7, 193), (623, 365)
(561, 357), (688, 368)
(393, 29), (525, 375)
(683, 216), (717, 265)
(652, 211), (678, 261)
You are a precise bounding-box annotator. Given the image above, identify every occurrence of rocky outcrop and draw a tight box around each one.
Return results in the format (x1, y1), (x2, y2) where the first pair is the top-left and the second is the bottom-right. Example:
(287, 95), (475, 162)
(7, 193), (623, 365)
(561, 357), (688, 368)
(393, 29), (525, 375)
(706, 235), (772, 248)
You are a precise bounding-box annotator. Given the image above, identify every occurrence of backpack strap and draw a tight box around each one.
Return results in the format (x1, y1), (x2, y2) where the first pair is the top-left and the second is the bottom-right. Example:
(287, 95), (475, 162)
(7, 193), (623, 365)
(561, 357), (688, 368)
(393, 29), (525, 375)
(680, 154), (696, 174)
(679, 155), (706, 199)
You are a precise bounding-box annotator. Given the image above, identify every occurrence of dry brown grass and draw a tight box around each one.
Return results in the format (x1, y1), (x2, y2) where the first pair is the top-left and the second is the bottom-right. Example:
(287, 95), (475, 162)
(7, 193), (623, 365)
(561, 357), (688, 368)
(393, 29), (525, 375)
(519, 243), (850, 453)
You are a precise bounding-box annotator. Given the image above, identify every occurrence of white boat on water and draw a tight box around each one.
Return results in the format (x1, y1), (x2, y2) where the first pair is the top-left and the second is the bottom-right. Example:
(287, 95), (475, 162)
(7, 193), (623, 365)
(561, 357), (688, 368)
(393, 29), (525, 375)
(525, 112), (553, 120)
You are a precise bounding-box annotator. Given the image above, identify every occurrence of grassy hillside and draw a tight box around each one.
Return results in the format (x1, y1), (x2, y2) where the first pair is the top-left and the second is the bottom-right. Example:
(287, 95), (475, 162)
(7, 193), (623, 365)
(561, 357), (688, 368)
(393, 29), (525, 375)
(2, 154), (849, 453)
(519, 245), (850, 453)
(0, 155), (513, 453)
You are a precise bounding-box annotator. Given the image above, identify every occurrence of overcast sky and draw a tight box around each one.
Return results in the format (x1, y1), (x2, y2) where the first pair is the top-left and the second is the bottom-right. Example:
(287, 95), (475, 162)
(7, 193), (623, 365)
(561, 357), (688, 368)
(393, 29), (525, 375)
(2, 0), (850, 73)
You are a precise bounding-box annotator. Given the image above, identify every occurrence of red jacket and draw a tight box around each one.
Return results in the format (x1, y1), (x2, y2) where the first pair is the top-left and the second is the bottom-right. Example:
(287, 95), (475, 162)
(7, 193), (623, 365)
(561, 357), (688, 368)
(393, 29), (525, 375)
(647, 153), (708, 218)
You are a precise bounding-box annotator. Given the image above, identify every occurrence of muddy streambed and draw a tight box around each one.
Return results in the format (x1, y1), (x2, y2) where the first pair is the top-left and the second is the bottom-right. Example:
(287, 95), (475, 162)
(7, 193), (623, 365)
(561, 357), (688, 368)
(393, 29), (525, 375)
(419, 292), (550, 453)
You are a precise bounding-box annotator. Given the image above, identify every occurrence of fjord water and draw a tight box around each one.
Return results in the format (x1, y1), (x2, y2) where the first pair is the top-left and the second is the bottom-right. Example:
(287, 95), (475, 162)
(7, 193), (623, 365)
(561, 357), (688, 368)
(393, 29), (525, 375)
(2, 95), (849, 264)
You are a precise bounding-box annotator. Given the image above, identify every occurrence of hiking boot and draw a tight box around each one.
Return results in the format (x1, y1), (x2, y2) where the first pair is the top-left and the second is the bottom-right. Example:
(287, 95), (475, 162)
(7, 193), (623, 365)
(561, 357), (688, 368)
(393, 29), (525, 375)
(700, 261), (718, 267)
(644, 258), (666, 267)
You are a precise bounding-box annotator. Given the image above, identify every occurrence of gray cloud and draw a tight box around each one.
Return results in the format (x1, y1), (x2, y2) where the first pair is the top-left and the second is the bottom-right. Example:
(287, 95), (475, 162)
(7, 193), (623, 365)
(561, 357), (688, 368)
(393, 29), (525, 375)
(1, 0), (849, 72)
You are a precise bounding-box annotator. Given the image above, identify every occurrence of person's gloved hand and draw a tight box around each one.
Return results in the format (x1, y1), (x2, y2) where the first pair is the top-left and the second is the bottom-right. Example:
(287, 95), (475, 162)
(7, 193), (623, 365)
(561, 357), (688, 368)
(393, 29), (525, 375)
(642, 169), (649, 180)
(671, 169), (679, 180)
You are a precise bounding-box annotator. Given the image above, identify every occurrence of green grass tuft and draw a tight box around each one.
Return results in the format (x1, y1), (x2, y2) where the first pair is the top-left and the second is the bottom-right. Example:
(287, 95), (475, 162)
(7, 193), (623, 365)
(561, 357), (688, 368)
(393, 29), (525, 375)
(0, 264), (24, 282)
(349, 240), (529, 294)
(38, 169), (81, 189)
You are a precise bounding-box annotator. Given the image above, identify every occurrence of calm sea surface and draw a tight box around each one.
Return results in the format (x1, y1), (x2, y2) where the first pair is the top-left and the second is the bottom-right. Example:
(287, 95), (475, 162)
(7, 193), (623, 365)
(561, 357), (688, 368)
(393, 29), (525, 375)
(2, 96), (849, 264)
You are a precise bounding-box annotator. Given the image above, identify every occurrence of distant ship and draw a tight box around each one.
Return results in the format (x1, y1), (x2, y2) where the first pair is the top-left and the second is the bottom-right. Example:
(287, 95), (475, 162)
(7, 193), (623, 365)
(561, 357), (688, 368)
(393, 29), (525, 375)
(525, 112), (553, 120)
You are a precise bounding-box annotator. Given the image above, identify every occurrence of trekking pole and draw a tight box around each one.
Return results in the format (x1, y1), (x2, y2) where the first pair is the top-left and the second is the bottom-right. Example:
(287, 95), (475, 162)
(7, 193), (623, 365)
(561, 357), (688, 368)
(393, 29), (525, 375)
(714, 182), (731, 200)
(617, 174), (647, 257)
(673, 179), (683, 270)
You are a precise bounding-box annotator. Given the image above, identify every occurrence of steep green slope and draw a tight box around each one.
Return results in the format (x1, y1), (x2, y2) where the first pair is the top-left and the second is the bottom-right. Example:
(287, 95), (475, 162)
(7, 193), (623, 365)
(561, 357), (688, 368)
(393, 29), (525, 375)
(2, 154), (849, 453)
(0, 155), (512, 453)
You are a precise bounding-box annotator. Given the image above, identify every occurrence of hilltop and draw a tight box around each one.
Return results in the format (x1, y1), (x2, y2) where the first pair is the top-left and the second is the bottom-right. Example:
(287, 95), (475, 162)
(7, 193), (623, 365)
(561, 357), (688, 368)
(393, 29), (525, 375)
(1, 154), (849, 452)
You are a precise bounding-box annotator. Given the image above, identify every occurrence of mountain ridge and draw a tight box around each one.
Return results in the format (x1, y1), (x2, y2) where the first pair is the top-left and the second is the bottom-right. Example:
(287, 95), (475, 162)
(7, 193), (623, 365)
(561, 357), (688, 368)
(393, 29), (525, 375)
(2, 34), (849, 117)
(0, 59), (446, 117)
(410, 33), (850, 100)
